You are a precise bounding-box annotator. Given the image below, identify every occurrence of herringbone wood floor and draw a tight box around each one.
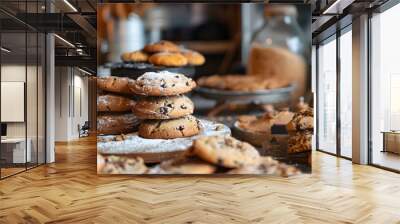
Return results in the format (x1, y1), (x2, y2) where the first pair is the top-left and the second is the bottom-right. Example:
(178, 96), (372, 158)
(1, 137), (400, 224)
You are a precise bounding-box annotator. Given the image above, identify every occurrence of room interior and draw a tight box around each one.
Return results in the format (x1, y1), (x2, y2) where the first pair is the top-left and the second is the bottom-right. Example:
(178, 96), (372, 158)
(0, 0), (400, 222)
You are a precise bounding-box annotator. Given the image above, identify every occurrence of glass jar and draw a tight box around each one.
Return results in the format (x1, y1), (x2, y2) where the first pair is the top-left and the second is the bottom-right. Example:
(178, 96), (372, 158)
(247, 5), (307, 100)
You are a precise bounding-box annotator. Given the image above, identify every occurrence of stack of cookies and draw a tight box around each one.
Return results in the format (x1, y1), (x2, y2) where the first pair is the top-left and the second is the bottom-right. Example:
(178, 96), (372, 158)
(286, 107), (314, 154)
(121, 40), (205, 67)
(129, 70), (200, 139)
(97, 76), (139, 135)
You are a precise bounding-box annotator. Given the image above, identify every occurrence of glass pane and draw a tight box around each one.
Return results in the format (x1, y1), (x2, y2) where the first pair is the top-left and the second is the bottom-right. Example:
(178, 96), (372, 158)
(371, 4), (400, 171)
(27, 31), (38, 169)
(317, 37), (337, 154)
(0, 1), (46, 178)
(339, 30), (352, 158)
(1, 31), (28, 177)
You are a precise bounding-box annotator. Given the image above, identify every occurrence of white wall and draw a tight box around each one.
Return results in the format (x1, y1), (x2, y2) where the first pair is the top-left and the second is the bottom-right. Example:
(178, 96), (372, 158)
(72, 73), (89, 137)
(54, 67), (69, 141)
(54, 67), (89, 141)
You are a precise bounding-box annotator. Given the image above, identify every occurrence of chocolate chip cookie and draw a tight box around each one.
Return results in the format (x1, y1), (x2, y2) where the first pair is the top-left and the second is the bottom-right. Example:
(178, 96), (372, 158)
(149, 52), (188, 67)
(273, 110), (295, 125)
(237, 113), (275, 134)
(129, 71), (196, 96)
(193, 136), (260, 168)
(97, 76), (135, 95)
(133, 95), (194, 119)
(97, 94), (136, 112)
(147, 157), (216, 174)
(97, 155), (148, 174)
(286, 108), (314, 132)
(138, 115), (200, 139)
(121, 50), (149, 62)
(228, 156), (301, 177)
(97, 113), (140, 135)
(180, 49), (205, 66)
(143, 40), (180, 53)
(287, 131), (312, 153)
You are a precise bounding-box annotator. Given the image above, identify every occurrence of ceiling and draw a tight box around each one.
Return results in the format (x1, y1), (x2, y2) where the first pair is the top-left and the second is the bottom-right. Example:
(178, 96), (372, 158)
(0, 0), (97, 72)
(311, 0), (391, 43)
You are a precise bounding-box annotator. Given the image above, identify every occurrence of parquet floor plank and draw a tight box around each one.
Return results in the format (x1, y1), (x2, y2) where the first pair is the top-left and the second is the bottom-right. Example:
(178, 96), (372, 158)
(0, 137), (400, 223)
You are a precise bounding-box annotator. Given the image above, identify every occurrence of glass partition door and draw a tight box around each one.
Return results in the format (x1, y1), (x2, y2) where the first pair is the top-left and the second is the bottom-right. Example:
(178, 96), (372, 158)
(0, 1), (46, 179)
(0, 31), (28, 177)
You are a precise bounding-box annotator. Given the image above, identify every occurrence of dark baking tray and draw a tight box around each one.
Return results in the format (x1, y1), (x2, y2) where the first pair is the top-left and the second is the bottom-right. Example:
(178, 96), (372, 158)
(110, 62), (195, 79)
(194, 85), (294, 104)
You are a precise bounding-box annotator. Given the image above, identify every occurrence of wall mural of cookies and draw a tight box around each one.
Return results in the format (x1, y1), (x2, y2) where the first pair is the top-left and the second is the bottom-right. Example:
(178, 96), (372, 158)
(97, 3), (312, 175)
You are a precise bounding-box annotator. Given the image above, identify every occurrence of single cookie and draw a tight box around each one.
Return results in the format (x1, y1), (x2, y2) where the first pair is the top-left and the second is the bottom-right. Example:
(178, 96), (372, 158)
(133, 95), (194, 119)
(273, 110), (295, 125)
(286, 108), (313, 132)
(149, 52), (188, 67)
(287, 131), (312, 153)
(228, 157), (301, 177)
(97, 76), (135, 95)
(193, 136), (260, 168)
(138, 115), (200, 139)
(237, 113), (275, 134)
(98, 155), (147, 174)
(129, 71), (196, 96)
(180, 49), (205, 66)
(97, 94), (136, 112)
(147, 157), (216, 174)
(97, 113), (140, 135)
(121, 51), (149, 62)
(143, 40), (180, 53)
(121, 52), (132, 62)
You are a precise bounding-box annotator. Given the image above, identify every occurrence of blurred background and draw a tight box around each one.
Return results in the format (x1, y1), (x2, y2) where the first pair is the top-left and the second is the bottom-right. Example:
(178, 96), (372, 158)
(97, 3), (312, 118)
(97, 3), (311, 79)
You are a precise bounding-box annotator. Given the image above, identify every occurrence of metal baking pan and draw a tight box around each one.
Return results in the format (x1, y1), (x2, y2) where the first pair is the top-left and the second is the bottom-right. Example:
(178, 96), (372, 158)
(194, 85), (294, 104)
(110, 62), (196, 79)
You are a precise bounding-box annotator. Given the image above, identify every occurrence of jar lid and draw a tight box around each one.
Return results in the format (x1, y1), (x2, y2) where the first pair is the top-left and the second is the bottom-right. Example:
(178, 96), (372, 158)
(264, 5), (298, 17)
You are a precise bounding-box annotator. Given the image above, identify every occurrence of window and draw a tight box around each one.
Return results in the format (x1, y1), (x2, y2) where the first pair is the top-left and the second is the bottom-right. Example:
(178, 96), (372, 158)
(370, 3), (400, 171)
(317, 37), (337, 154)
(339, 29), (352, 158)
